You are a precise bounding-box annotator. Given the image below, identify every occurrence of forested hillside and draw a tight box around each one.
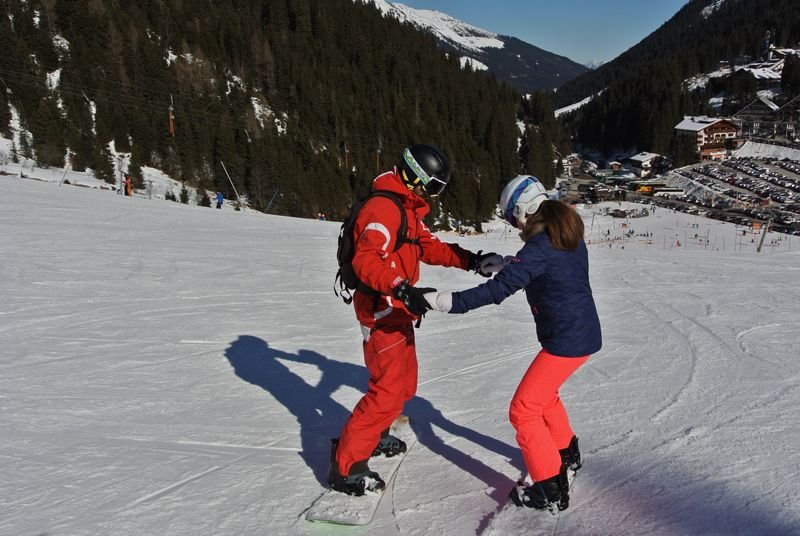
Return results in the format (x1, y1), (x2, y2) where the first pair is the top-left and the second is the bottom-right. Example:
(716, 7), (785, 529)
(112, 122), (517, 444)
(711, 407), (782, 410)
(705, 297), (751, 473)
(0, 0), (559, 226)
(556, 0), (800, 156)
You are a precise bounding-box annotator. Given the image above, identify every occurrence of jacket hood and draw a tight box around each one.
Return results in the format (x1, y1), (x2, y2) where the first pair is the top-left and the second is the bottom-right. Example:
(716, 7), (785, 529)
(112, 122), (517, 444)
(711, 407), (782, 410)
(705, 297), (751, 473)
(372, 168), (430, 218)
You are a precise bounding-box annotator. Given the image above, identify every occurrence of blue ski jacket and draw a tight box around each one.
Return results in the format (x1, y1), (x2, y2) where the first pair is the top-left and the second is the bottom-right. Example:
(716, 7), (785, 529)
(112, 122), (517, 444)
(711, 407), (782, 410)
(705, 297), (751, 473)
(450, 233), (602, 357)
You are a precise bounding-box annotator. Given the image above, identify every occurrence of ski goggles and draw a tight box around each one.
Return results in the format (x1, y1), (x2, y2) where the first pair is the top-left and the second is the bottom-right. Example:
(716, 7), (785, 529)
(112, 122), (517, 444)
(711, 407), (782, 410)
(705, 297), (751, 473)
(403, 148), (448, 196)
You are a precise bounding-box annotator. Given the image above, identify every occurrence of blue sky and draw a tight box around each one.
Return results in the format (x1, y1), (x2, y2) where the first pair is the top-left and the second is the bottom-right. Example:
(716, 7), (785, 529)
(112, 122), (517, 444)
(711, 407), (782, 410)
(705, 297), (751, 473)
(397, 0), (690, 65)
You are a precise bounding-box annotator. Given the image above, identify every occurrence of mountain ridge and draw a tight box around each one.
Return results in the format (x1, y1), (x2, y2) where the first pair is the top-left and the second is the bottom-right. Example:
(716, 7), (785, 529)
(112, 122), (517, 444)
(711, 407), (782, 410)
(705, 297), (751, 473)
(361, 0), (589, 92)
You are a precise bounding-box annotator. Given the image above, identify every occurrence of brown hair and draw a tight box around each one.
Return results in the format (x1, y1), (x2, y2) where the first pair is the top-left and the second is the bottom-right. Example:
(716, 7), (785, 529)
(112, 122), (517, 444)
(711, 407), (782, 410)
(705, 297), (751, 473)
(520, 200), (584, 251)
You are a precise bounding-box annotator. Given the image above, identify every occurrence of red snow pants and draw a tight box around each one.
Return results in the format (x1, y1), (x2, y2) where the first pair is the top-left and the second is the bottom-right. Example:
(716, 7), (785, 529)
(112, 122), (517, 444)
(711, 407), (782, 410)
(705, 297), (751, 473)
(509, 349), (589, 482)
(336, 323), (417, 476)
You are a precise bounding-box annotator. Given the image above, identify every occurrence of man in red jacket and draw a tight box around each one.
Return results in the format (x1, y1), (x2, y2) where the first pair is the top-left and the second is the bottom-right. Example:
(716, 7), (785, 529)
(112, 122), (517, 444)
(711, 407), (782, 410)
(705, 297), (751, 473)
(328, 144), (504, 495)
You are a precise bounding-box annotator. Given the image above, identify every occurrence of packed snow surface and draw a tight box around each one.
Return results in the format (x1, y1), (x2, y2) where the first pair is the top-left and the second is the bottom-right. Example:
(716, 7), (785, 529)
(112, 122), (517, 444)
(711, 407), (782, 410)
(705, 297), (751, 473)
(2, 175), (799, 535)
(733, 140), (800, 161)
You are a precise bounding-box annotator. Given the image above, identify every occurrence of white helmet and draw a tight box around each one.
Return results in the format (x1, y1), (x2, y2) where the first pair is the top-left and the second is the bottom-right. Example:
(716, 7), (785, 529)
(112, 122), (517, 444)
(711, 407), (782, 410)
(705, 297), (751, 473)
(499, 175), (548, 228)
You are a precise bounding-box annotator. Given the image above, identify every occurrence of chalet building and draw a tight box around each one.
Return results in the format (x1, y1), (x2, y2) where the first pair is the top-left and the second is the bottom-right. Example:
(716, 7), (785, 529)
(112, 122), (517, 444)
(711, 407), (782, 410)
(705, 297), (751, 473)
(727, 46), (800, 143)
(781, 95), (800, 141)
(734, 95), (781, 137)
(732, 62), (783, 90)
(629, 152), (659, 177)
(674, 116), (739, 160)
(723, 46), (798, 90)
(734, 94), (800, 141)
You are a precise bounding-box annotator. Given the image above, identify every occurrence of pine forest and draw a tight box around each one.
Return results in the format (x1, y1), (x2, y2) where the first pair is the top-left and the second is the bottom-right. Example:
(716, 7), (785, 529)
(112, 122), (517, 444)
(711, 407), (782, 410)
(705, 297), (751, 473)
(0, 0), (570, 228)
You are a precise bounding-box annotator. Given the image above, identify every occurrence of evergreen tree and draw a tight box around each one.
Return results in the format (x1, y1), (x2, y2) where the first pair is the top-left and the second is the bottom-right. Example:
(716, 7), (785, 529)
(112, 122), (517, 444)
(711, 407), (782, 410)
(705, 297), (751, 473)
(3, 0), (536, 224)
(670, 133), (699, 167)
(30, 98), (66, 167)
(782, 56), (800, 97)
(92, 141), (116, 184)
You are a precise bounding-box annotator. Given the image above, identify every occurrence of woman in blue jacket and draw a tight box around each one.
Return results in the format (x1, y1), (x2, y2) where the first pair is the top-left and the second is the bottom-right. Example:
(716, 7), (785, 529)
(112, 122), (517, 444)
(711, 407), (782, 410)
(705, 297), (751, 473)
(425, 175), (601, 512)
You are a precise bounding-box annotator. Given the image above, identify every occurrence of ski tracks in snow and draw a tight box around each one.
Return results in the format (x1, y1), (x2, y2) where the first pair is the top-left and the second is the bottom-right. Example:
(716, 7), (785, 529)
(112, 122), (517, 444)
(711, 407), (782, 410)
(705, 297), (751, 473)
(129, 452), (255, 507)
(418, 347), (533, 387)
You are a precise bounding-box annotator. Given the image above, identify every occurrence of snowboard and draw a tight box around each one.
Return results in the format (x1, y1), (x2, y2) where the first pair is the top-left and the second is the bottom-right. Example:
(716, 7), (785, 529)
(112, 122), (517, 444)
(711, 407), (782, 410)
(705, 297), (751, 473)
(305, 416), (417, 526)
(483, 468), (578, 535)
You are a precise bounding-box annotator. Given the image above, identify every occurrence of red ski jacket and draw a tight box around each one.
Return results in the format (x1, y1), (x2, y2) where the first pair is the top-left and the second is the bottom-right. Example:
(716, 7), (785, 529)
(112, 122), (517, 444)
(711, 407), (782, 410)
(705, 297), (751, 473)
(352, 169), (472, 327)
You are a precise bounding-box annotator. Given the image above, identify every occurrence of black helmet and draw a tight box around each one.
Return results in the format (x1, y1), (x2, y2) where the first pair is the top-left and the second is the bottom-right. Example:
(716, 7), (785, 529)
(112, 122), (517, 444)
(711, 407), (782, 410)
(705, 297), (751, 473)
(399, 144), (451, 196)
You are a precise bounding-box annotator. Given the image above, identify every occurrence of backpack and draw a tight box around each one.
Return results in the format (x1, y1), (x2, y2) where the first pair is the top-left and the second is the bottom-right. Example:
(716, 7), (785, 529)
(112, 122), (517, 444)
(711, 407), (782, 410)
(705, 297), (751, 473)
(334, 191), (418, 304)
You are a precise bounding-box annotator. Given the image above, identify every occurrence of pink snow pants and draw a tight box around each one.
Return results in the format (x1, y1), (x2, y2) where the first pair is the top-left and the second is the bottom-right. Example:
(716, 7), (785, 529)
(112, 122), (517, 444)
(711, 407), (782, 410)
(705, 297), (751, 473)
(509, 349), (589, 482)
(336, 323), (417, 476)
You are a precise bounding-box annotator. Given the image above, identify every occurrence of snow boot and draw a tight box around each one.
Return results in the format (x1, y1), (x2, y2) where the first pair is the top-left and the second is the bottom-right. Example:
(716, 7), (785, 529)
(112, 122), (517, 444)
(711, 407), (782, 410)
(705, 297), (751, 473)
(371, 428), (407, 458)
(327, 439), (386, 496)
(559, 435), (582, 473)
(509, 464), (570, 512)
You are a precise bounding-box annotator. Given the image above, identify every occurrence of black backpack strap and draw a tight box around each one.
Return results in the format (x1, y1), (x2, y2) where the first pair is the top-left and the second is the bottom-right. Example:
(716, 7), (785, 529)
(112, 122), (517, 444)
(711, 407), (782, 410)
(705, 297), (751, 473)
(366, 191), (423, 257)
(340, 190), (421, 306)
(364, 191), (410, 252)
(333, 269), (354, 305)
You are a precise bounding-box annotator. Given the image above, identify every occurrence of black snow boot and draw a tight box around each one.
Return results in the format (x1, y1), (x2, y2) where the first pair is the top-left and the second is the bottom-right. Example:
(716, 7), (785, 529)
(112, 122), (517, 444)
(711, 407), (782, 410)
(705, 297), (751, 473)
(371, 428), (407, 458)
(559, 435), (582, 473)
(509, 464), (570, 512)
(327, 439), (386, 496)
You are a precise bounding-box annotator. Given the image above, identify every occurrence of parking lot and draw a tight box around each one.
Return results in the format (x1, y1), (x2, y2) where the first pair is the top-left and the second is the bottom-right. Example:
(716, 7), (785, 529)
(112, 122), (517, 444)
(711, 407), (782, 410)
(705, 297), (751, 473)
(663, 157), (800, 235)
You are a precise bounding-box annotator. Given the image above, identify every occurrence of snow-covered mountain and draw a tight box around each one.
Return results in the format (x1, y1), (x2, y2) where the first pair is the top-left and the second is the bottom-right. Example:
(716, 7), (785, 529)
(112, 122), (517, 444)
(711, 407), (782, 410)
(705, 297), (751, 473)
(584, 59), (607, 70)
(361, 0), (589, 92)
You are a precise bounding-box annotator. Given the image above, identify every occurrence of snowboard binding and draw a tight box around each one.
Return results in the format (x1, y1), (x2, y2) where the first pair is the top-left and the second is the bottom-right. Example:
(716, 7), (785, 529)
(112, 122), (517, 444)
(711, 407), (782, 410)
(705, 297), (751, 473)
(559, 435), (582, 473)
(327, 438), (386, 496)
(509, 464), (570, 513)
(372, 434), (407, 458)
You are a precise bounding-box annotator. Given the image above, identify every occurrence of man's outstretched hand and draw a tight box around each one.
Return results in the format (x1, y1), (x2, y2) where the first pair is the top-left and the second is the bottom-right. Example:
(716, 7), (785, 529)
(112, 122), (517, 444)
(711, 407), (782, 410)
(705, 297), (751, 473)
(392, 280), (436, 316)
(470, 250), (504, 277)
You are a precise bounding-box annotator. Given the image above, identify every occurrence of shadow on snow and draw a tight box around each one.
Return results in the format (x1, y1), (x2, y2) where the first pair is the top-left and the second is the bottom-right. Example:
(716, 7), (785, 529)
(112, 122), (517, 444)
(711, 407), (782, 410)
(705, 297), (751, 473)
(223, 335), (522, 502)
(223, 335), (796, 535)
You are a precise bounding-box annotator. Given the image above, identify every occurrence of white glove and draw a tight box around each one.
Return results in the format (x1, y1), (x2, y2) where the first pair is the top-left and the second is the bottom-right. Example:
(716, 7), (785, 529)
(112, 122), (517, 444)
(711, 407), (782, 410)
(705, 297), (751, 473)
(479, 254), (505, 274)
(424, 291), (452, 313)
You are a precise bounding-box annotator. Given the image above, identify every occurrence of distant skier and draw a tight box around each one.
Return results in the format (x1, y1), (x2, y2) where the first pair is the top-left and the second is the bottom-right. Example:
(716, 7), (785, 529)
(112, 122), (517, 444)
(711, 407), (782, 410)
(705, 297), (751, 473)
(327, 144), (503, 496)
(425, 175), (602, 511)
(216, 191), (224, 209)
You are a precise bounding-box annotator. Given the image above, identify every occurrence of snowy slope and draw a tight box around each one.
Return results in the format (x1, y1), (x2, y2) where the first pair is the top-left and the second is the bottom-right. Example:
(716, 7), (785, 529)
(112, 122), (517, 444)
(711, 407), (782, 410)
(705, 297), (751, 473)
(0, 135), (213, 206)
(733, 140), (800, 161)
(2, 175), (800, 535)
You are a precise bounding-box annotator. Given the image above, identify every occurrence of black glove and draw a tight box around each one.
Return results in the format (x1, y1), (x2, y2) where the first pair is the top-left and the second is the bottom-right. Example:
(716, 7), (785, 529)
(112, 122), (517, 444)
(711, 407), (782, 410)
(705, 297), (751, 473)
(392, 280), (436, 316)
(469, 250), (504, 278)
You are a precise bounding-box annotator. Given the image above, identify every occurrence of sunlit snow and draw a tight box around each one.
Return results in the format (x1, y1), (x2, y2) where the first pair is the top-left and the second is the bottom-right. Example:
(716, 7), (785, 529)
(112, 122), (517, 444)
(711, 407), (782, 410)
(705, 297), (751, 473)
(2, 168), (799, 535)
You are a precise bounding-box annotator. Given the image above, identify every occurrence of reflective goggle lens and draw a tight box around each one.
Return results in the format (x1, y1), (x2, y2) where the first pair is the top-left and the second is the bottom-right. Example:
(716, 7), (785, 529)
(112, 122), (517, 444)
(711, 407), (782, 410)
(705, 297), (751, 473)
(423, 176), (447, 196)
